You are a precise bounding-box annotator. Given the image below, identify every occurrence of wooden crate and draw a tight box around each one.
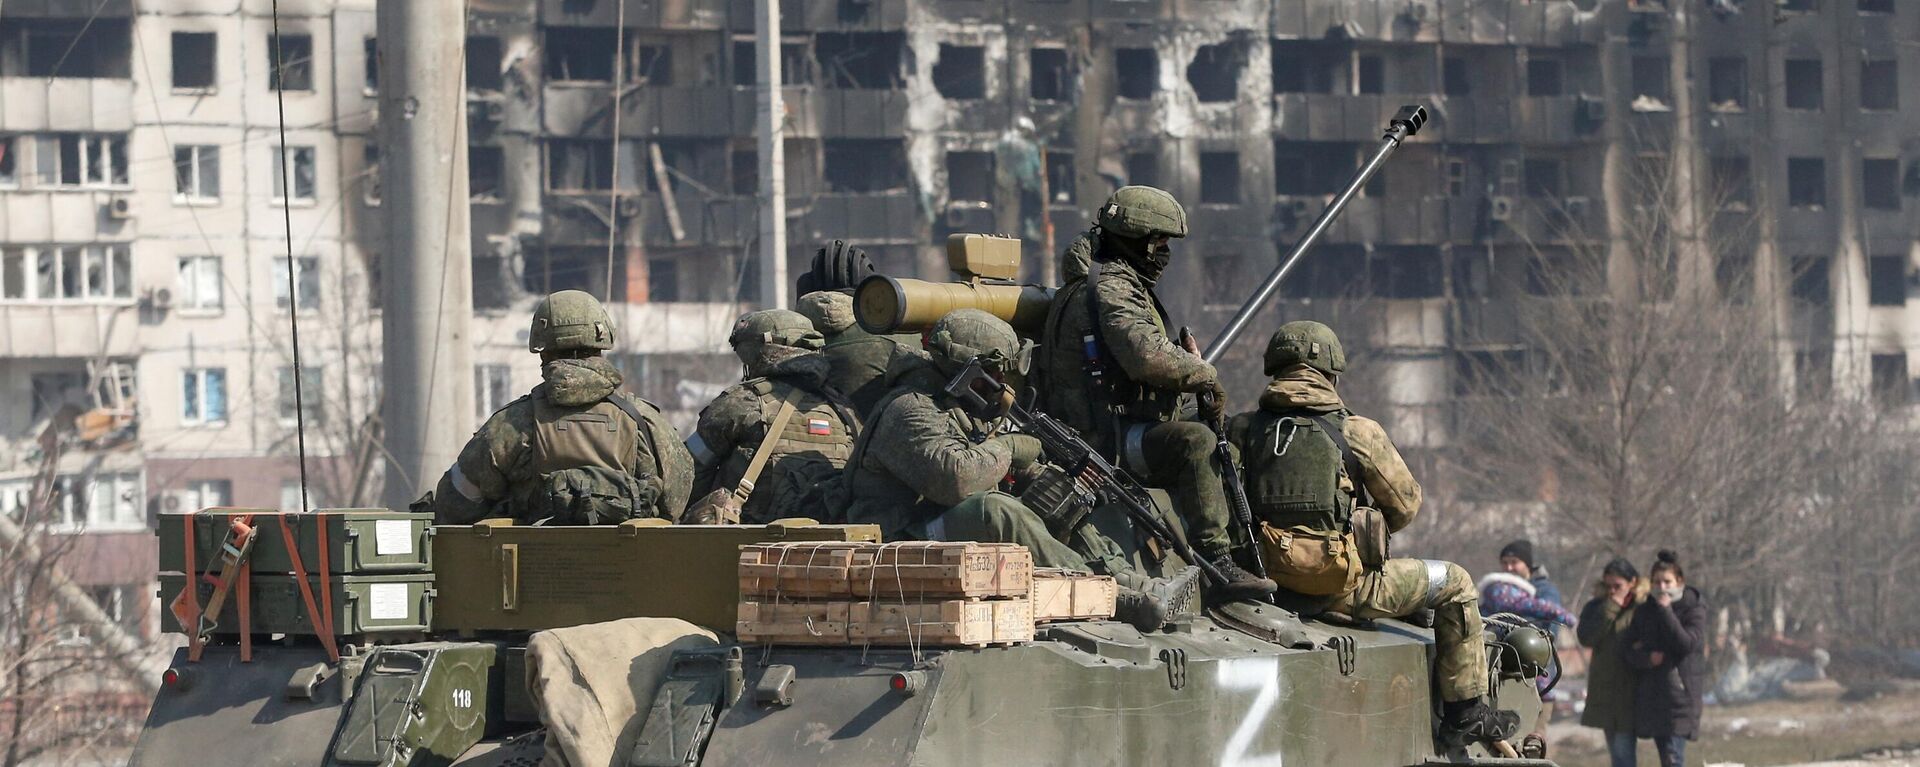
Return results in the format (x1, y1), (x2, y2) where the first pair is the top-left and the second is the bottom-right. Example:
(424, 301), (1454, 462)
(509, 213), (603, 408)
(736, 601), (850, 644)
(849, 542), (1032, 598)
(738, 542), (872, 598)
(849, 599), (1034, 646)
(1030, 570), (1118, 622)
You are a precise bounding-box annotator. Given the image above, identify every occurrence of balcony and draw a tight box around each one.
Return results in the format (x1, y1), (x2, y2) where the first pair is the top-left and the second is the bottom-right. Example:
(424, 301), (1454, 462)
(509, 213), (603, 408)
(0, 78), (134, 133)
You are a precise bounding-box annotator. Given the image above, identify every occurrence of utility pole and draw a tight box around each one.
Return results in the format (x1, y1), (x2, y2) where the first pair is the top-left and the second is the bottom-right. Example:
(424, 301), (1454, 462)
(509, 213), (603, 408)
(378, 0), (474, 508)
(755, 0), (788, 308)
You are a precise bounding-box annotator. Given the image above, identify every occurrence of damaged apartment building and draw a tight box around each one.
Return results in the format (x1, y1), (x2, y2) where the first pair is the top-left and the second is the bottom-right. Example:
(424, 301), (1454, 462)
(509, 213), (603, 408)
(1, 0), (1918, 643)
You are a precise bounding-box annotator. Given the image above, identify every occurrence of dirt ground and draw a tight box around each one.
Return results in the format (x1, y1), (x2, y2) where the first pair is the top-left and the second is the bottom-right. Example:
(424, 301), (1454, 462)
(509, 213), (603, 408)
(1544, 691), (1920, 767)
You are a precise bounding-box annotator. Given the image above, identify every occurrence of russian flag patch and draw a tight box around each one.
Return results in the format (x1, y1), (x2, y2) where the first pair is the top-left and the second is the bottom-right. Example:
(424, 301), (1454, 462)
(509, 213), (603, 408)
(806, 418), (832, 435)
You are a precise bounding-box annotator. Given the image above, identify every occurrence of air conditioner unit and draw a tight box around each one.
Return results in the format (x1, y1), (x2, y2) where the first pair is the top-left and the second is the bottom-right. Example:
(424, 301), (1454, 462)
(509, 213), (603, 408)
(1489, 196), (1516, 222)
(147, 286), (173, 311)
(106, 197), (132, 219)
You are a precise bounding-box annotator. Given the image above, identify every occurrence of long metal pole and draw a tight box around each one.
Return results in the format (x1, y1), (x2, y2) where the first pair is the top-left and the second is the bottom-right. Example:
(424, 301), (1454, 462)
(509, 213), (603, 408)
(755, 0), (788, 308)
(1202, 105), (1427, 365)
(379, 0), (475, 508)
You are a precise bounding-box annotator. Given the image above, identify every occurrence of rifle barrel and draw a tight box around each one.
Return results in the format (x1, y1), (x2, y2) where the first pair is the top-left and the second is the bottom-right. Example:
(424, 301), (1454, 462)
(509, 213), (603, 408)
(1202, 105), (1428, 365)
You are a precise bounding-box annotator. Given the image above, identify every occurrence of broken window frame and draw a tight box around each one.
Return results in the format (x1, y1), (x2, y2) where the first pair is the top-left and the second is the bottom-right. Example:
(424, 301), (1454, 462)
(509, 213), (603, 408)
(181, 367), (229, 425)
(1784, 58), (1823, 111)
(1862, 157), (1901, 211)
(932, 43), (987, 100)
(36, 134), (129, 189)
(1030, 47), (1072, 102)
(267, 33), (315, 92)
(470, 145), (504, 202)
(272, 254), (322, 312)
(1860, 59), (1898, 112)
(731, 35), (814, 88)
(1114, 47), (1158, 101)
(945, 150), (996, 205)
(171, 31), (217, 92)
(468, 35), (504, 92)
(814, 32), (907, 90)
(1199, 151), (1241, 205)
(545, 27), (617, 83)
(1787, 157), (1826, 209)
(13, 18), (132, 79)
(1188, 42), (1246, 103)
(173, 144), (220, 204)
(276, 365), (325, 426)
(0, 244), (131, 303)
(626, 39), (673, 87)
(1707, 57), (1746, 112)
(823, 139), (910, 194)
(270, 144), (318, 205)
(1869, 254), (1907, 307)
(176, 254), (223, 313)
(545, 139), (619, 192)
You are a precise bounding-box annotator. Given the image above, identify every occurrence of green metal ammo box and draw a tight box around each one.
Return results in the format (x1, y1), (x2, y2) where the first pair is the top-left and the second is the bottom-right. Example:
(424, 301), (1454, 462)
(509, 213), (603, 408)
(158, 572), (434, 636)
(431, 518), (881, 633)
(157, 509), (433, 575)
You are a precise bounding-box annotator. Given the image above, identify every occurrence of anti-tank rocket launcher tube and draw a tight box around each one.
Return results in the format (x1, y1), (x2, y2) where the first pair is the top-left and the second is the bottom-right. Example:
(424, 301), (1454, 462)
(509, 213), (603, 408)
(854, 234), (1055, 335)
(1201, 104), (1428, 365)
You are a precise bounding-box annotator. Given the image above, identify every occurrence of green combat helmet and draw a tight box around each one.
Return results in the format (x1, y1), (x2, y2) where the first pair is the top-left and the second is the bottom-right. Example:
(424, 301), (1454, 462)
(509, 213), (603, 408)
(1264, 320), (1346, 377)
(1097, 186), (1189, 240)
(926, 308), (1024, 378)
(529, 290), (615, 354)
(1501, 626), (1554, 678)
(728, 309), (824, 369)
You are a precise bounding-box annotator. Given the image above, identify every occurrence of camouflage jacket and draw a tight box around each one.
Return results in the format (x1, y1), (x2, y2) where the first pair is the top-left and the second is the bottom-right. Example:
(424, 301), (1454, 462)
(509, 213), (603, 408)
(686, 353), (856, 522)
(798, 289), (921, 423)
(841, 355), (1014, 539)
(432, 356), (694, 524)
(1039, 231), (1218, 453)
(1227, 364), (1423, 532)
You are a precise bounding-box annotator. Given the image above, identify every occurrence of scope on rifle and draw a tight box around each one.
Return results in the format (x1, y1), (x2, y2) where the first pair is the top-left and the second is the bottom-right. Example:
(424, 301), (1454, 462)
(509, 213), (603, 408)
(854, 233), (1054, 335)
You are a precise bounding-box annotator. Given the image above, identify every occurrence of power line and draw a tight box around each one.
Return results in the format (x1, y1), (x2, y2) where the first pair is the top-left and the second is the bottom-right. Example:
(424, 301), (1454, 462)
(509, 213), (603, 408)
(269, 0), (313, 515)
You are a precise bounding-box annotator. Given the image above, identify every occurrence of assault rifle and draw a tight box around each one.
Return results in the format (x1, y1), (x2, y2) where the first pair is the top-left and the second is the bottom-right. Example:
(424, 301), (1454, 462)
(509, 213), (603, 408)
(943, 360), (1230, 589)
(1180, 327), (1266, 583)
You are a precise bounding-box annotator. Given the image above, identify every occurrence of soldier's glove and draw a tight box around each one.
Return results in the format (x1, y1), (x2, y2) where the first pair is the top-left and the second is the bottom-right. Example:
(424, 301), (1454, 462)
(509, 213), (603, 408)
(996, 433), (1045, 471)
(1196, 380), (1229, 424)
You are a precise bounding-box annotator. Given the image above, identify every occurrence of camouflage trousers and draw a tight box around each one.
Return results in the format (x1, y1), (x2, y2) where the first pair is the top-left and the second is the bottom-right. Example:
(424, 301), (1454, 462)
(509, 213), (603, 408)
(1328, 558), (1487, 702)
(1120, 421), (1235, 561)
(925, 491), (1095, 571)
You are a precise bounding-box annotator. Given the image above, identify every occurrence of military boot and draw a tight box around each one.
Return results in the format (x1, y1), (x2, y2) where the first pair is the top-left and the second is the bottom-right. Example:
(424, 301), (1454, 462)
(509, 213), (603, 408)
(1209, 556), (1277, 601)
(1111, 566), (1202, 632)
(1438, 698), (1521, 748)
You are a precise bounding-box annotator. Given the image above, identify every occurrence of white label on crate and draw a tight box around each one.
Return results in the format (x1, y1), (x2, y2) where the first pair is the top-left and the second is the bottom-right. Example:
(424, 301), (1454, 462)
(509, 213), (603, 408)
(369, 583), (409, 621)
(374, 520), (413, 556)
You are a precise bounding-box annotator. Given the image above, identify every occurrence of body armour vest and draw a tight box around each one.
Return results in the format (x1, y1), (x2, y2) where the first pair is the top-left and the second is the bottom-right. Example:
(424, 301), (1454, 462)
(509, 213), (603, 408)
(720, 377), (855, 523)
(530, 393), (640, 476)
(1240, 408), (1355, 532)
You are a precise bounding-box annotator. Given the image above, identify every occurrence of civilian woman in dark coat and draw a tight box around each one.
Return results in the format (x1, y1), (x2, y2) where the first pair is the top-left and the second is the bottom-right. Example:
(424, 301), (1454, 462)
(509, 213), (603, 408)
(1621, 550), (1708, 767)
(1578, 557), (1645, 767)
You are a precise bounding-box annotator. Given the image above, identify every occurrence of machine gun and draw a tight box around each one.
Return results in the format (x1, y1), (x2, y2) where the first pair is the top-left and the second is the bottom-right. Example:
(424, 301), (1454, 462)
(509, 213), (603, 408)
(943, 360), (1230, 589)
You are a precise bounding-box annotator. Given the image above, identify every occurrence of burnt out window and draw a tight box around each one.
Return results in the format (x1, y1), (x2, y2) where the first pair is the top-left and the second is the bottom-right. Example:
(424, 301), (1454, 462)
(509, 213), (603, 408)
(470, 146), (503, 201)
(1710, 156), (1751, 209)
(824, 140), (909, 193)
(732, 39), (813, 87)
(16, 19), (131, 78)
(1708, 57), (1746, 111)
(1791, 255), (1830, 305)
(1860, 0), (1894, 12)
(268, 33), (313, 91)
(1126, 151), (1158, 188)
(1187, 42), (1245, 103)
(1785, 59), (1822, 111)
(947, 151), (994, 204)
(1630, 56), (1670, 109)
(1115, 48), (1157, 100)
(546, 28), (616, 82)
(1356, 55), (1383, 95)
(1863, 158), (1900, 210)
(648, 258), (679, 302)
(1870, 255), (1906, 306)
(1368, 246), (1443, 299)
(172, 32), (216, 90)
(731, 148), (757, 194)
(1046, 151), (1074, 204)
(1861, 59), (1898, 111)
(1443, 57), (1470, 96)
(815, 33), (906, 89)
(1200, 151), (1240, 204)
(1271, 41), (1342, 94)
(629, 43), (672, 86)
(363, 37), (379, 91)
(933, 45), (986, 99)
(1031, 48), (1071, 102)
(1787, 157), (1825, 208)
(1526, 57), (1563, 97)
(547, 140), (614, 191)
(1273, 141), (1358, 196)
(467, 36), (503, 90)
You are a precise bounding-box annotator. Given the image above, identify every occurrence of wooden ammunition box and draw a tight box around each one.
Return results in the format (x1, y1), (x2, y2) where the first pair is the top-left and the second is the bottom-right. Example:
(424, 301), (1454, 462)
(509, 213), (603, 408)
(158, 572), (433, 636)
(738, 542), (873, 598)
(1030, 570), (1118, 622)
(431, 518), (881, 633)
(158, 509), (432, 575)
(850, 542), (1032, 598)
(849, 599), (1034, 646)
(736, 601), (851, 644)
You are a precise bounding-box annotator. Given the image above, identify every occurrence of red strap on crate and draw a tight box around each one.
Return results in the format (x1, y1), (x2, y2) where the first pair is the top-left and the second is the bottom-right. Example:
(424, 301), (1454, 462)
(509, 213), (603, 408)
(277, 514), (339, 662)
(237, 558), (252, 662)
(178, 510), (204, 663)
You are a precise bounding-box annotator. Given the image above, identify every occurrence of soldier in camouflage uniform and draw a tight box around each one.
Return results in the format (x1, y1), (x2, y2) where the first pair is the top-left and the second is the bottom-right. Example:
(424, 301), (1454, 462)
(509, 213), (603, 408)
(1228, 320), (1520, 746)
(845, 309), (1197, 629)
(796, 290), (917, 422)
(431, 290), (693, 525)
(1038, 186), (1275, 601)
(684, 309), (857, 524)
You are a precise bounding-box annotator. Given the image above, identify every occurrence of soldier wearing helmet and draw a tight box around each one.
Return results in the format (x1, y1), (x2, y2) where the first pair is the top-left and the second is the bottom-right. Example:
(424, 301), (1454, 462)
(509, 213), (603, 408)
(1227, 320), (1520, 747)
(844, 309), (1196, 630)
(1036, 186), (1276, 602)
(428, 290), (693, 525)
(682, 309), (859, 524)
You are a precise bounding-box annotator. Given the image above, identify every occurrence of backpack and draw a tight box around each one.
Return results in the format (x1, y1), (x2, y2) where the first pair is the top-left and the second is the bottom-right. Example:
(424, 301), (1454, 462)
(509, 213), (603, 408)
(528, 465), (660, 526)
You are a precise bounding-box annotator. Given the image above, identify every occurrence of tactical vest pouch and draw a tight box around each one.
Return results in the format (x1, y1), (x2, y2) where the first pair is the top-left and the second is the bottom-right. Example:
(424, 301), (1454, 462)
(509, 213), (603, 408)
(683, 489), (744, 526)
(1017, 463), (1097, 541)
(1350, 506), (1390, 571)
(753, 458), (843, 524)
(1260, 523), (1360, 597)
(534, 466), (658, 526)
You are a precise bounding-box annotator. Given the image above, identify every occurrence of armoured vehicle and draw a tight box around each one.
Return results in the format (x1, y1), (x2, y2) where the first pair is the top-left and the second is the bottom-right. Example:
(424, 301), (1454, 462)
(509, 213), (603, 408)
(132, 104), (1563, 766)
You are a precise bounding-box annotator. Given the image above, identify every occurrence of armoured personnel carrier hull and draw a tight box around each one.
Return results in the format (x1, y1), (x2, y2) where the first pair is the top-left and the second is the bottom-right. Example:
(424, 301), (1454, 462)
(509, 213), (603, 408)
(133, 515), (1553, 767)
